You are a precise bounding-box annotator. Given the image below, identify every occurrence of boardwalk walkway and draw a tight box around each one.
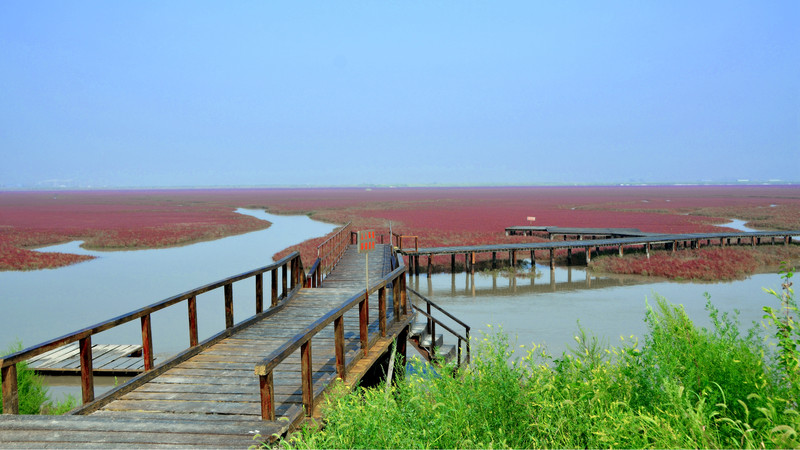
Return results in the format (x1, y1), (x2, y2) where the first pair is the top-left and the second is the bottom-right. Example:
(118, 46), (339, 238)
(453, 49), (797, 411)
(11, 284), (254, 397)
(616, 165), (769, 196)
(0, 244), (412, 448)
(400, 229), (800, 275)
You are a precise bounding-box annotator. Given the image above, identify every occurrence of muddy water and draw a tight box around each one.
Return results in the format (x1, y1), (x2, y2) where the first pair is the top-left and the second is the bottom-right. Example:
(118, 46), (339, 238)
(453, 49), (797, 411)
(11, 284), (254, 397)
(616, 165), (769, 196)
(410, 264), (786, 359)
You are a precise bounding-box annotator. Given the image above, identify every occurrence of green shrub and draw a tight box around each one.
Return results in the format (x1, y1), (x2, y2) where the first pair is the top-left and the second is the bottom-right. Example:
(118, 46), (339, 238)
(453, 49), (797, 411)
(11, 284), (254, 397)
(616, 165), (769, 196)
(271, 273), (800, 449)
(1, 342), (77, 415)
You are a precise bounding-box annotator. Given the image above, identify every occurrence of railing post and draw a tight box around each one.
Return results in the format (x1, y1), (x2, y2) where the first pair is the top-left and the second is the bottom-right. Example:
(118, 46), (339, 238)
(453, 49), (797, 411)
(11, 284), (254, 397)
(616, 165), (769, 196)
(359, 294), (369, 356)
(141, 314), (154, 371)
(282, 264), (288, 298)
(426, 302), (434, 358)
(79, 336), (95, 405)
(401, 275), (408, 315)
(224, 283), (234, 329)
(393, 278), (401, 322)
(301, 340), (313, 416)
(290, 258), (297, 290)
(334, 316), (346, 381)
(466, 328), (471, 364)
(379, 286), (386, 337)
(256, 273), (264, 314)
(271, 268), (279, 306)
(259, 372), (275, 420)
(188, 295), (199, 347)
(2, 364), (18, 414)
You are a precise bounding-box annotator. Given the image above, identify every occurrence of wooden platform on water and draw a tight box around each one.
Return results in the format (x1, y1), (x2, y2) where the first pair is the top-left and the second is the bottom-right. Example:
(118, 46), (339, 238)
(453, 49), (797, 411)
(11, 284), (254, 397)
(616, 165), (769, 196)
(27, 344), (146, 376)
(0, 244), (413, 448)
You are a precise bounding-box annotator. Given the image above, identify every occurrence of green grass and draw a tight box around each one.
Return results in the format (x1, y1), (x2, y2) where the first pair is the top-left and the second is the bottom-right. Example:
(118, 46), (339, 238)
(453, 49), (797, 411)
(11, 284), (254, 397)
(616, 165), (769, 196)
(1, 342), (77, 415)
(269, 269), (800, 449)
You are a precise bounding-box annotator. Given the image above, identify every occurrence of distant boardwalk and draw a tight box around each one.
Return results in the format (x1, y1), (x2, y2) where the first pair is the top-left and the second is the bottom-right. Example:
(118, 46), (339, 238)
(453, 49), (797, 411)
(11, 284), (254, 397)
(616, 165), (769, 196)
(398, 227), (799, 275)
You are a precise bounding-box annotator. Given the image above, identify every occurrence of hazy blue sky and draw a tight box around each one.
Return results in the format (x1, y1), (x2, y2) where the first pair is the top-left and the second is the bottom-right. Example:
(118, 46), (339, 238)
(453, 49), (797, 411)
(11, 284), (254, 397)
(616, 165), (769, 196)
(1, 1), (798, 188)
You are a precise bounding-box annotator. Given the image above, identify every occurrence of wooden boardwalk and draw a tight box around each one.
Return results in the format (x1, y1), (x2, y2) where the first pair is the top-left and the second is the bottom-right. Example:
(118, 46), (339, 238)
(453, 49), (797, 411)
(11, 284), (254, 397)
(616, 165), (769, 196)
(27, 344), (146, 376)
(400, 229), (800, 275)
(0, 243), (413, 448)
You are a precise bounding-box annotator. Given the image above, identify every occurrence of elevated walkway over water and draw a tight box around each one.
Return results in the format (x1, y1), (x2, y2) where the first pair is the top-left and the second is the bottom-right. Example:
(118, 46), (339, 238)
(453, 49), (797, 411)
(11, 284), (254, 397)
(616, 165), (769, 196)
(1, 232), (423, 447)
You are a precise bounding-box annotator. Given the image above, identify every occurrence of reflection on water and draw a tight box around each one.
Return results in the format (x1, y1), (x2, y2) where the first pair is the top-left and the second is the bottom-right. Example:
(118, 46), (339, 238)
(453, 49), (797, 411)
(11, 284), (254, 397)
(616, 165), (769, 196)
(409, 261), (784, 360)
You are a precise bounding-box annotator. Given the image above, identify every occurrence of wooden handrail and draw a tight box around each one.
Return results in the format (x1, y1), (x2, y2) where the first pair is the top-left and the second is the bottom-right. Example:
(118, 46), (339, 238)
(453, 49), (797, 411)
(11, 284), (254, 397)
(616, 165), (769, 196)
(317, 222), (352, 279)
(392, 233), (418, 252)
(406, 287), (471, 368)
(255, 251), (409, 420)
(1, 251), (303, 415)
(407, 287), (470, 330)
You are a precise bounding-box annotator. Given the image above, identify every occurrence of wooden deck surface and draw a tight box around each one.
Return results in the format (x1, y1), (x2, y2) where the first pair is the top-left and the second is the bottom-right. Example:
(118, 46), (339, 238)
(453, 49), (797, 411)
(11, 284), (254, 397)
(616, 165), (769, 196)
(27, 344), (145, 375)
(402, 230), (800, 256)
(0, 244), (405, 448)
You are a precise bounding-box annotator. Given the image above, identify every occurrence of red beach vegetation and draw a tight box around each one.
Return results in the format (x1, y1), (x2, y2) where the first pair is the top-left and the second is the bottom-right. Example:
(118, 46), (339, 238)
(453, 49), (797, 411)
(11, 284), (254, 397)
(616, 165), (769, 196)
(1, 186), (798, 279)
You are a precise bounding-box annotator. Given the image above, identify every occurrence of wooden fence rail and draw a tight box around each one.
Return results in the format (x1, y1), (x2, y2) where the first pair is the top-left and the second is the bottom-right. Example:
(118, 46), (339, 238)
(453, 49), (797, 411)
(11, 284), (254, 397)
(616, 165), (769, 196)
(317, 222), (352, 283)
(255, 252), (409, 420)
(1, 252), (305, 415)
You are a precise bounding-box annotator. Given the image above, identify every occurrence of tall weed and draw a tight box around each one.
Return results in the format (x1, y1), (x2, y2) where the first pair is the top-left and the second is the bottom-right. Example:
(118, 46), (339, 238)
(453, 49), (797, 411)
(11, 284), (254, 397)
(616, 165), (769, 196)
(273, 272), (800, 449)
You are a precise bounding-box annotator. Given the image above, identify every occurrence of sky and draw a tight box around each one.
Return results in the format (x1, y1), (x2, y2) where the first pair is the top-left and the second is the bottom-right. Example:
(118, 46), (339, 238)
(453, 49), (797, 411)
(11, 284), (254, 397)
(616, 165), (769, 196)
(1, 1), (798, 188)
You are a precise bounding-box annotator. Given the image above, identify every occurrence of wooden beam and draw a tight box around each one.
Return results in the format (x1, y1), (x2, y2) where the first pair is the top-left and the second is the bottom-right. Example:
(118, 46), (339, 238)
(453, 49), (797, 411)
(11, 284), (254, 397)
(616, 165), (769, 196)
(187, 296), (198, 348)
(378, 287), (386, 337)
(271, 268), (279, 306)
(359, 297), (368, 356)
(79, 336), (94, 405)
(2, 364), (18, 414)
(140, 314), (154, 371)
(255, 273), (263, 314)
(259, 371), (275, 420)
(334, 316), (345, 381)
(301, 340), (312, 416)
(224, 283), (234, 329)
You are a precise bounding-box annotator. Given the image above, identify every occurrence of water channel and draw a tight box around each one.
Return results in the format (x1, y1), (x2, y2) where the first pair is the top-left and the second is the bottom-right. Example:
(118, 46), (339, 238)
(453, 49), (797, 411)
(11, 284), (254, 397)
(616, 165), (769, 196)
(0, 215), (790, 403)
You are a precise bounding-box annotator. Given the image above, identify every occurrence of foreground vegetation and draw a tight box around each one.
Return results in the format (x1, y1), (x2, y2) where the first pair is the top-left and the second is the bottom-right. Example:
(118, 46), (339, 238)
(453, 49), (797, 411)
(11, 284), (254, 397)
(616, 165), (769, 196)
(273, 268), (799, 449)
(0, 342), (76, 414)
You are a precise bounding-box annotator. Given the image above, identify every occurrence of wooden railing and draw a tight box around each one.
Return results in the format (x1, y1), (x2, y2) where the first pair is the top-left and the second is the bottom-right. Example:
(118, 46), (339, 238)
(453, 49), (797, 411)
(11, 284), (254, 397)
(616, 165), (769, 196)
(392, 232), (418, 252)
(1, 252), (305, 415)
(407, 287), (471, 368)
(255, 251), (409, 420)
(315, 222), (353, 284)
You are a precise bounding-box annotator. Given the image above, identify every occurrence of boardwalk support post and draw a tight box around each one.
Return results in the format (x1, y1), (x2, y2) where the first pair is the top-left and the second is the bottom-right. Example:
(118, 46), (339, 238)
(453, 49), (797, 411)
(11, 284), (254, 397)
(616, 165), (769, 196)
(334, 316), (346, 380)
(259, 372), (275, 420)
(188, 296), (199, 347)
(2, 364), (18, 414)
(255, 274), (263, 314)
(224, 283), (234, 329)
(379, 287), (387, 337)
(549, 249), (555, 269)
(141, 314), (154, 371)
(79, 336), (94, 405)
(359, 295), (368, 356)
(301, 340), (313, 416)
(271, 268), (279, 306)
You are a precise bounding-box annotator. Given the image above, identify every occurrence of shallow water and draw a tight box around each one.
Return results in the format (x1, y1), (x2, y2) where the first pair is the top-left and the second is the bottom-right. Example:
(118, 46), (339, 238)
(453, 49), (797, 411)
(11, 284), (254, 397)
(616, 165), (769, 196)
(0, 209), (336, 355)
(409, 263), (786, 359)
(1, 212), (791, 403)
